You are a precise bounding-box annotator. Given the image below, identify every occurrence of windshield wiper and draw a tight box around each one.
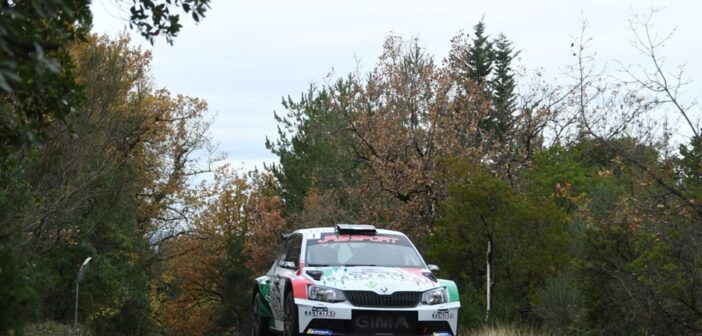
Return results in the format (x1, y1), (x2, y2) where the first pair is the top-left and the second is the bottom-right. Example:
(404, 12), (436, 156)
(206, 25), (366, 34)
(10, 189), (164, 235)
(307, 263), (331, 267)
(344, 264), (377, 267)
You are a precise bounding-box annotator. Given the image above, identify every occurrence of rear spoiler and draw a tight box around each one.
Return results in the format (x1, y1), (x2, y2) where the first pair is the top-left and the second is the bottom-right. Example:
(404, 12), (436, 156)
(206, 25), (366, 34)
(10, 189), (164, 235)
(335, 224), (377, 235)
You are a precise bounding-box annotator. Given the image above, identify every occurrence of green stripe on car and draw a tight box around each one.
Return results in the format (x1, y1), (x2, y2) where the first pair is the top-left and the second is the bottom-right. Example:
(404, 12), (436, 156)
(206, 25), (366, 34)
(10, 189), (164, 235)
(438, 279), (460, 302)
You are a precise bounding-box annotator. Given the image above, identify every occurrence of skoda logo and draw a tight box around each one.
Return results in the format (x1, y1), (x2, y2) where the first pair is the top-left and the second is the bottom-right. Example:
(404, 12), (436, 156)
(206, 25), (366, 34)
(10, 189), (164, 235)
(379, 285), (388, 294)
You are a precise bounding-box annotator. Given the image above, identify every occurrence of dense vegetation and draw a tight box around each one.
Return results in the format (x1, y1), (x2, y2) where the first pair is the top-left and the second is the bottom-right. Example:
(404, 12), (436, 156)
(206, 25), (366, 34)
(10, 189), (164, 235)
(264, 17), (702, 335)
(0, 4), (700, 336)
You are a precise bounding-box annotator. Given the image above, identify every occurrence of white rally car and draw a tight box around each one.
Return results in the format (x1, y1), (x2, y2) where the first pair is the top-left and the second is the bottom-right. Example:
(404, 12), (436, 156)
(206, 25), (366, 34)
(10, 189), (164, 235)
(251, 224), (460, 336)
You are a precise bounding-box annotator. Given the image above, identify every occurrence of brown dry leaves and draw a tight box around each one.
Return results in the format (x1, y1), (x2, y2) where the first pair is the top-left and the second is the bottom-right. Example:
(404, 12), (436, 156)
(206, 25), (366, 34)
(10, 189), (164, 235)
(155, 167), (285, 334)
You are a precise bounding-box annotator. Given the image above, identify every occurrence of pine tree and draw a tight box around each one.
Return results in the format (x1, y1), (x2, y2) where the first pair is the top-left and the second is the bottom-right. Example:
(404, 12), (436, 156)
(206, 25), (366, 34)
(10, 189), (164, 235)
(467, 20), (494, 85)
(488, 34), (519, 141)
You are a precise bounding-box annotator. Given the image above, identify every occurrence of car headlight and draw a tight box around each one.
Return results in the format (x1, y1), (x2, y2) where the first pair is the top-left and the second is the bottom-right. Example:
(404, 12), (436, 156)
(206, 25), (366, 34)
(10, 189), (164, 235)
(308, 285), (346, 303)
(422, 287), (448, 305)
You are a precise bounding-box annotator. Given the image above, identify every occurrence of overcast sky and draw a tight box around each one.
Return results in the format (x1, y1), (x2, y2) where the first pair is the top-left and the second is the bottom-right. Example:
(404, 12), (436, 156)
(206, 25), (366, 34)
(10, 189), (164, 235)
(91, 0), (701, 171)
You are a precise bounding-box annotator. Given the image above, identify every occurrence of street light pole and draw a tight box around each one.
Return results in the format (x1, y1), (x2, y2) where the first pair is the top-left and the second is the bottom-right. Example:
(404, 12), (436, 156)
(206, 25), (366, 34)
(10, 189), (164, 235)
(74, 257), (92, 333)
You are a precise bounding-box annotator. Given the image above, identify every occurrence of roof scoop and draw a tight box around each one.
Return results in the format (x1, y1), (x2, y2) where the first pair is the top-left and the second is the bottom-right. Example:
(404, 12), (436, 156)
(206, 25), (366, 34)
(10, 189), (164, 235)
(335, 224), (377, 235)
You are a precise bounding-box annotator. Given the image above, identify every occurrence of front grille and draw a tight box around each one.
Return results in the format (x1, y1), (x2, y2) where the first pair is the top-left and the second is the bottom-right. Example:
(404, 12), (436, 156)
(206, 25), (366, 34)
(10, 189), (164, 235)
(305, 318), (451, 336)
(344, 290), (422, 308)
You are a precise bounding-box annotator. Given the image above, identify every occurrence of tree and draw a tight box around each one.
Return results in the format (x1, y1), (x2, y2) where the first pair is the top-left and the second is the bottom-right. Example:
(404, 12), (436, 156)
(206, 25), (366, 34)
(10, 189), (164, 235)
(467, 20), (494, 85)
(0, 0), (210, 156)
(445, 22), (530, 181)
(269, 26), (546, 239)
(559, 12), (702, 333)
(427, 158), (570, 329)
(0, 34), (214, 334)
(155, 167), (286, 335)
(488, 34), (518, 141)
(266, 83), (358, 216)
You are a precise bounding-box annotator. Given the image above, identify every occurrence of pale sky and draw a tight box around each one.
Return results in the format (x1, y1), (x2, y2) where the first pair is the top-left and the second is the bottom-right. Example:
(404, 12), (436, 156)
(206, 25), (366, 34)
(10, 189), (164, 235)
(91, 0), (701, 171)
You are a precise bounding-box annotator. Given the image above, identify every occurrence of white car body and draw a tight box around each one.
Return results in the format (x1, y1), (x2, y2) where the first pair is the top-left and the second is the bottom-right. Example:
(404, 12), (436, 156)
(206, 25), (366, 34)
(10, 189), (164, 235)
(252, 225), (460, 336)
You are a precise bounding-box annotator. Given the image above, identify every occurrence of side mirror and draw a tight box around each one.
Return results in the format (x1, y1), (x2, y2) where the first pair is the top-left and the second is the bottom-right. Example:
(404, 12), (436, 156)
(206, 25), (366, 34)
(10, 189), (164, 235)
(279, 260), (297, 270)
(306, 269), (323, 280)
(427, 264), (440, 273)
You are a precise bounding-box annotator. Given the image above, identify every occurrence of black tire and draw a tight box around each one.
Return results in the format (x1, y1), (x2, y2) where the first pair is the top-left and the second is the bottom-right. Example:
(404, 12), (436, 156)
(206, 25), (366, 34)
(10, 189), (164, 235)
(252, 292), (271, 336)
(283, 291), (299, 336)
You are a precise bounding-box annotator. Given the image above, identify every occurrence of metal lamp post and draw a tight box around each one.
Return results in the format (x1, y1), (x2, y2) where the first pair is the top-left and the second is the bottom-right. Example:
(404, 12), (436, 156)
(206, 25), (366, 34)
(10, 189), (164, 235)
(74, 257), (92, 333)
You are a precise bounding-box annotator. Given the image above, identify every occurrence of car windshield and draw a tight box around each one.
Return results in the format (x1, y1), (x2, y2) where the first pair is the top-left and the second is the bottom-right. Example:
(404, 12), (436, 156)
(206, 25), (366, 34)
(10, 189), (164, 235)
(305, 233), (425, 268)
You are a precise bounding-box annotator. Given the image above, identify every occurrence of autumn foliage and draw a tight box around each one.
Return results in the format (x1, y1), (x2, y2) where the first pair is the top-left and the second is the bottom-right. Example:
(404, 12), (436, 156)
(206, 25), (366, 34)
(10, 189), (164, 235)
(1, 12), (700, 336)
(266, 19), (702, 335)
(154, 168), (285, 335)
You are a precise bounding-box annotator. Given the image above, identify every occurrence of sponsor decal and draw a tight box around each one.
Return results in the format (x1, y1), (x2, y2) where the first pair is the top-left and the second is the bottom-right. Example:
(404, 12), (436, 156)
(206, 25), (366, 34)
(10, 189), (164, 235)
(432, 309), (455, 319)
(354, 315), (410, 329)
(331, 268), (409, 282)
(319, 267), (435, 288)
(268, 281), (283, 315)
(316, 234), (400, 244)
(304, 307), (336, 318)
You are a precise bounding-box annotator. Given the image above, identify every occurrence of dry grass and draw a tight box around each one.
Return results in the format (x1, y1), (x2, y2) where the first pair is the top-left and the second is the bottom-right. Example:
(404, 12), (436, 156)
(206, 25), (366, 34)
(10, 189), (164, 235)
(463, 325), (551, 336)
(23, 321), (92, 336)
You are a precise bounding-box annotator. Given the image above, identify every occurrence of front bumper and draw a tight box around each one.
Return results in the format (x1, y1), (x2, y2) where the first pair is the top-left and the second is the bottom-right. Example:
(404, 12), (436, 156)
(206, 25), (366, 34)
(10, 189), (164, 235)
(296, 298), (460, 335)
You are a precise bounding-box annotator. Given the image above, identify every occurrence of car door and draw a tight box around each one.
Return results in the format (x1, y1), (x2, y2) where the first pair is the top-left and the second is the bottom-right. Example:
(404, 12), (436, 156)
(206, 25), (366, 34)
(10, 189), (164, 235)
(269, 237), (292, 325)
(271, 234), (302, 322)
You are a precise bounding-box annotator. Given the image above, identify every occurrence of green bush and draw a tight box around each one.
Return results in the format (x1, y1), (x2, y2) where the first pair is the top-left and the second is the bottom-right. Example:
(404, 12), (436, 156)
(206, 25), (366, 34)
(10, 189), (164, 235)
(535, 274), (583, 334)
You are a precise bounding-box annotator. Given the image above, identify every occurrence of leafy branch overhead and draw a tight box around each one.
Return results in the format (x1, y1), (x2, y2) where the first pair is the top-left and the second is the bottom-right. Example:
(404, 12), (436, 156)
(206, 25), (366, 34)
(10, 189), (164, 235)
(128, 0), (210, 45)
(0, 0), (210, 154)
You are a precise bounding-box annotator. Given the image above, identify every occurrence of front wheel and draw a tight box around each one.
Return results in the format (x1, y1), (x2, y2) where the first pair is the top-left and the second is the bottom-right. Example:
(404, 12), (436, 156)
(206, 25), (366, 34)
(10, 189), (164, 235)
(283, 291), (299, 336)
(252, 292), (271, 336)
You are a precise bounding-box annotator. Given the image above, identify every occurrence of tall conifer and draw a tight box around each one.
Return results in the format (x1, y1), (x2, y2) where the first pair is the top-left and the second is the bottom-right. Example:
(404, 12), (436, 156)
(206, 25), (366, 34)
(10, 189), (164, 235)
(489, 34), (518, 141)
(467, 20), (494, 85)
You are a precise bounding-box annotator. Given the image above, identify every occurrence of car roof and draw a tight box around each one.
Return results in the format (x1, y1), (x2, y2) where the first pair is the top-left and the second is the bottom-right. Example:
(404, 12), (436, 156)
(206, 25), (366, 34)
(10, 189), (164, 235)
(292, 226), (407, 238)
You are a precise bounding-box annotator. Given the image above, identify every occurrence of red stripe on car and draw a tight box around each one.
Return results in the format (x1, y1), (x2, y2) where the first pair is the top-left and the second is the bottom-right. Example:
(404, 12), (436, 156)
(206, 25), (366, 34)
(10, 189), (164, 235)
(296, 260), (305, 276)
(292, 277), (311, 299)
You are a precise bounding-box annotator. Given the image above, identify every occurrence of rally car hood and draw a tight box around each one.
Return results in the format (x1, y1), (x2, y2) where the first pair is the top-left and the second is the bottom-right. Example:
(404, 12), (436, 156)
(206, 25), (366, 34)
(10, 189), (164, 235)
(304, 266), (439, 293)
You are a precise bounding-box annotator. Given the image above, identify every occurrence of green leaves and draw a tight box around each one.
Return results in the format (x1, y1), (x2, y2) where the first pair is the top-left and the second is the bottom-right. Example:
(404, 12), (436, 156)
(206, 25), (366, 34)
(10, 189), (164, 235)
(0, 32), (214, 335)
(129, 0), (210, 45)
(0, 0), (88, 154)
(0, 0), (210, 159)
(427, 159), (570, 328)
(266, 84), (358, 216)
